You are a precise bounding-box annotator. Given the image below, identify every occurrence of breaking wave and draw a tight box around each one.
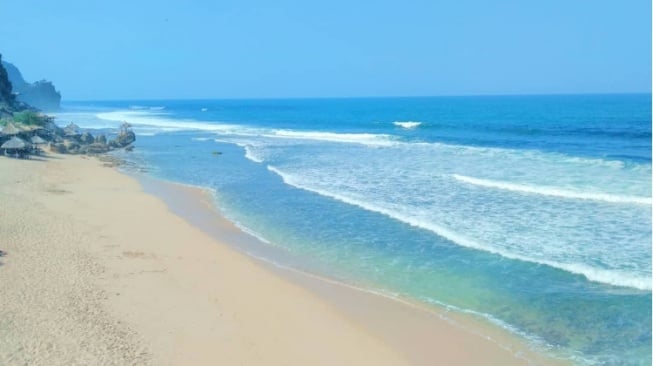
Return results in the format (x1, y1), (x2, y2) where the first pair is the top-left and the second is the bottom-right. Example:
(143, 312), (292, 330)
(452, 174), (651, 205)
(267, 165), (651, 291)
(265, 130), (397, 146)
(393, 121), (422, 129)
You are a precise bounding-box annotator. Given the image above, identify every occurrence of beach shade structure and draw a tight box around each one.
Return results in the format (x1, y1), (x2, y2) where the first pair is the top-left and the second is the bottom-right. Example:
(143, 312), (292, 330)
(30, 135), (46, 155)
(2, 136), (31, 158)
(1, 136), (31, 158)
(1, 136), (27, 149)
(31, 135), (46, 144)
(2, 123), (21, 136)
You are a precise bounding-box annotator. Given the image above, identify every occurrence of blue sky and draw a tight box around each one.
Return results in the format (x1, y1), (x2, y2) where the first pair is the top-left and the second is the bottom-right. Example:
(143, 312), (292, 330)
(0, 0), (650, 100)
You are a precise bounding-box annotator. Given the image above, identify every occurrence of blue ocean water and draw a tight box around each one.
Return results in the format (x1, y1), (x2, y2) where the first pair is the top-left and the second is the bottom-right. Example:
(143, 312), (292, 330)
(57, 94), (651, 365)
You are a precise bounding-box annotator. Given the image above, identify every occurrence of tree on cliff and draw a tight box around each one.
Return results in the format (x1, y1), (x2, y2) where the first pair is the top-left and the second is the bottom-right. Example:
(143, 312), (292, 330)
(0, 53), (17, 110)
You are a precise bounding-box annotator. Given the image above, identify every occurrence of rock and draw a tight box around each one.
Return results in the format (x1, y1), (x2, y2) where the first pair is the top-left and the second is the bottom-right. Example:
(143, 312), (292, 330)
(0, 55), (17, 111)
(84, 142), (110, 154)
(63, 123), (81, 137)
(95, 134), (107, 144)
(63, 139), (80, 153)
(49, 142), (67, 153)
(109, 123), (136, 148)
(115, 130), (135, 146)
(80, 132), (94, 144)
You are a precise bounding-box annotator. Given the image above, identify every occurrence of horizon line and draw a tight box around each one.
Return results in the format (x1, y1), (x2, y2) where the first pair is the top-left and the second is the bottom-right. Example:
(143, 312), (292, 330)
(62, 91), (652, 103)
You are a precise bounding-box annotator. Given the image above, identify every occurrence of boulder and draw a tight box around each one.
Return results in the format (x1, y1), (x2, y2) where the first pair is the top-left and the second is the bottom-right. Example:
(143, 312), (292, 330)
(95, 134), (107, 144)
(63, 123), (81, 137)
(80, 132), (94, 144)
(63, 139), (80, 153)
(114, 130), (135, 147)
(49, 142), (67, 153)
(84, 142), (110, 154)
(63, 139), (79, 149)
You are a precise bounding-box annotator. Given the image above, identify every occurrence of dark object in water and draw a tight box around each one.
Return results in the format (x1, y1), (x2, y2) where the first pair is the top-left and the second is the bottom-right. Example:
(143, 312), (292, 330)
(211, 151), (222, 155)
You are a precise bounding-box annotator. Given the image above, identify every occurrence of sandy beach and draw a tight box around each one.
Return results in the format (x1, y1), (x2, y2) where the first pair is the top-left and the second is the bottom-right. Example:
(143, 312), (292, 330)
(0, 153), (558, 365)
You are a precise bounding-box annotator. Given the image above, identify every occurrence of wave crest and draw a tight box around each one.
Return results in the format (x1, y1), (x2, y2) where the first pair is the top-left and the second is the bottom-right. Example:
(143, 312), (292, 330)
(452, 174), (651, 205)
(267, 165), (651, 291)
(393, 121), (422, 129)
(267, 130), (396, 146)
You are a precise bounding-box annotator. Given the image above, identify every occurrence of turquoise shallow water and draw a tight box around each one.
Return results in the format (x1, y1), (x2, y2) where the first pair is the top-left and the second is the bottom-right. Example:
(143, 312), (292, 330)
(57, 95), (651, 364)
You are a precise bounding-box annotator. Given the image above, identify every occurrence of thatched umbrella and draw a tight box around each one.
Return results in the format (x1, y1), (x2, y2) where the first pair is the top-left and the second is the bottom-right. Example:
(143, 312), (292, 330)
(2, 123), (20, 135)
(1, 136), (28, 149)
(2, 136), (30, 158)
(31, 135), (46, 144)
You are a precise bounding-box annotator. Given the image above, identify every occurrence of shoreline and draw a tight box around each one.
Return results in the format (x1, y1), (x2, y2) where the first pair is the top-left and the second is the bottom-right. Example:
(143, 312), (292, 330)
(0, 153), (563, 365)
(129, 165), (565, 364)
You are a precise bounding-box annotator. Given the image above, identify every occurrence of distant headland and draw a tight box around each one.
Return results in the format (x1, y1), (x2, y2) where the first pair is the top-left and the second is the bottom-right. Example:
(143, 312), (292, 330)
(1, 59), (60, 111)
(0, 53), (134, 158)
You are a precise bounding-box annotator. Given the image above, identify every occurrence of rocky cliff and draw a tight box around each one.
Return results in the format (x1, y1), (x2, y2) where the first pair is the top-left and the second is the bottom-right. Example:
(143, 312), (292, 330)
(2, 60), (61, 111)
(0, 54), (18, 118)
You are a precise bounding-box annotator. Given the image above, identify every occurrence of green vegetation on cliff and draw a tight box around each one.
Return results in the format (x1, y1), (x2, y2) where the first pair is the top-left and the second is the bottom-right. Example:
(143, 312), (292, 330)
(5, 110), (51, 126)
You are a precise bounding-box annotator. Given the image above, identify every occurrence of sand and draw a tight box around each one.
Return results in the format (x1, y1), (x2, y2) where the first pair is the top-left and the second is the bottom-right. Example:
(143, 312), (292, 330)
(0, 154), (560, 365)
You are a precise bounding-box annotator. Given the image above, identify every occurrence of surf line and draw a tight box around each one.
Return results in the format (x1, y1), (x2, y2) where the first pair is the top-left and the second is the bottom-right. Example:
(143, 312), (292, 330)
(452, 174), (651, 205)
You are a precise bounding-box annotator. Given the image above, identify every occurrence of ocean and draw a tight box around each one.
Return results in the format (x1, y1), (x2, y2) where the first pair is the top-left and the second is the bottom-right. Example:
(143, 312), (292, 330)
(56, 94), (651, 365)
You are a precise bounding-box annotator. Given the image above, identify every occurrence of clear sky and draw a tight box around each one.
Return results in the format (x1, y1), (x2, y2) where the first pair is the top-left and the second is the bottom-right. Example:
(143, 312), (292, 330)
(0, 0), (650, 100)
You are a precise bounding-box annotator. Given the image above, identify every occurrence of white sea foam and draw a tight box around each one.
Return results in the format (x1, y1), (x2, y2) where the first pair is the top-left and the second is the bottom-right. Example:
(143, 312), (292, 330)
(134, 132), (158, 136)
(149, 106), (165, 110)
(421, 141), (640, 171)
(96, 111), (242, 133)
(267, 165), (652, 291)
(53, 112), (121, 130)
(201, 108), (208, 112)
(97, 110), (397, 147)
(393, 121), (422, 129)
(210, 140), (266, 163)
(96, 109), (651, 293)
(240, 144), (265, 163)
(267, 130), (396, 146)
(452, 174), (652, 205)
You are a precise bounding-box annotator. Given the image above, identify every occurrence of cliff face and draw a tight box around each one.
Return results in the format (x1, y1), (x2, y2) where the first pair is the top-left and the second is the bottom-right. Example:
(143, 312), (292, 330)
(1, 60), (61, 111)
(0, 54), (18, 117)
(2, 61), (27, 90)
